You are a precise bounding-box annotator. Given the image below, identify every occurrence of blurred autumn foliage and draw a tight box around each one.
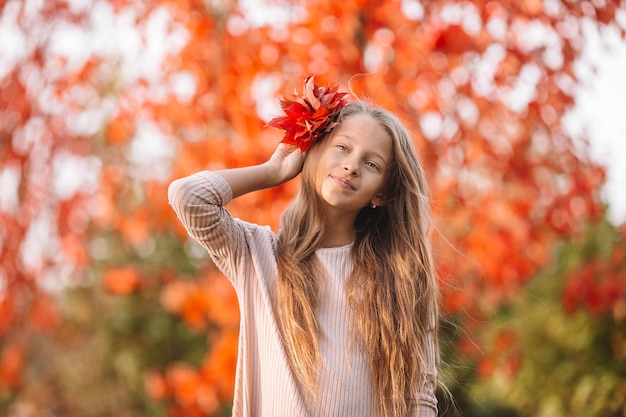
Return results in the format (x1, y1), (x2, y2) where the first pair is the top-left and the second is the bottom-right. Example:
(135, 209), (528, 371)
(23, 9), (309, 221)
(1, 0), (625, 416)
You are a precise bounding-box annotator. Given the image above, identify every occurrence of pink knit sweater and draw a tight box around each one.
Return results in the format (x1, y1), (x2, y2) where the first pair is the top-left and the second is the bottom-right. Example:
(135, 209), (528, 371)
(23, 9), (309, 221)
(168, 171), (438, 417)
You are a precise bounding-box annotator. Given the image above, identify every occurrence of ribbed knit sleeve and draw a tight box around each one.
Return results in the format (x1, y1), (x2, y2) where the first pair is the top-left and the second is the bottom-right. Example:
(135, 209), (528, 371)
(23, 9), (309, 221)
(415, 327), (439, 417)
(168, 171), (268, 290)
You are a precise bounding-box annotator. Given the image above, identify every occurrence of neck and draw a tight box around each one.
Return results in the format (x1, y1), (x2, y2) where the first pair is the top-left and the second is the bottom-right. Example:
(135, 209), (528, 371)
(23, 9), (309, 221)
(319, 207), (357, 248)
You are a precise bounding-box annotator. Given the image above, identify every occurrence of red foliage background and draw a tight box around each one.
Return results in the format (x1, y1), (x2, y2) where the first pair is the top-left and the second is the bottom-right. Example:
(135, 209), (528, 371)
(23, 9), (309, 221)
(1, 0), (624, 415)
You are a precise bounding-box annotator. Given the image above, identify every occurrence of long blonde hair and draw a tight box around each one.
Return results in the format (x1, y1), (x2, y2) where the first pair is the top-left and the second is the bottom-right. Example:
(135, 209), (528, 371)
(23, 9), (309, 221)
(276, 101), (439, 416)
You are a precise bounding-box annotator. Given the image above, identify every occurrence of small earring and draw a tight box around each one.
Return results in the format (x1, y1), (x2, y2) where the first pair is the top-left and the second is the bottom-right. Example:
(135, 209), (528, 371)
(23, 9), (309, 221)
(371, 204), (377, 209)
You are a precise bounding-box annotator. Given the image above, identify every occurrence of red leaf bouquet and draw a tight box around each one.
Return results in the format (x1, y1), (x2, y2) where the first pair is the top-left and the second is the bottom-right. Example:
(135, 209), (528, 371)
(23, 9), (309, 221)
(268, 75), (350, 152)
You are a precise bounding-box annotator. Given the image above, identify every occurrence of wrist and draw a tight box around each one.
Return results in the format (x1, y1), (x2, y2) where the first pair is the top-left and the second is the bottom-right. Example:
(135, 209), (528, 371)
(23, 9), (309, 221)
(261, 159), (288, 187)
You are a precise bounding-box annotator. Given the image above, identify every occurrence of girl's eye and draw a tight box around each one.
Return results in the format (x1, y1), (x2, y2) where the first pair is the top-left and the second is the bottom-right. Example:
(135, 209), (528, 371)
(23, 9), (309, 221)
(337, 144), (348, 152)
(365, 161), (379, 170)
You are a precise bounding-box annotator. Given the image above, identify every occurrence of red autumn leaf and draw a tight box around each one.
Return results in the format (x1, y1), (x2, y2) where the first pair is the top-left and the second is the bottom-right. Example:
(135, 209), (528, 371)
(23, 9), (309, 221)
(195, 383), (220, 415)
(201, 329), (239, 400)
(160, 280), (196, 314)
(27, 295), (60, 333)
(434, 24), (474, 54)
(179, 290), (212, 330)
(204, 272), (239, 329)
(107, 115), (132, 145)
(120, 208), (152, 247)
(61, 233), (89, 266)
(477, 357), (495, 378)
(166, 363), (202, 408)
(144, 370), (170, 401)
(102, 266), (141, 295)
(0, 342), (23, 388)
(0, 296), (15, 336)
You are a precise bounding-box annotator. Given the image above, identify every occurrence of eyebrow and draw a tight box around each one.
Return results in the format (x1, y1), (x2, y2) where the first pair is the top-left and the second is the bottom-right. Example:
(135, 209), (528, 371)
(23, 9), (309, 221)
(335, 133), (389, 166)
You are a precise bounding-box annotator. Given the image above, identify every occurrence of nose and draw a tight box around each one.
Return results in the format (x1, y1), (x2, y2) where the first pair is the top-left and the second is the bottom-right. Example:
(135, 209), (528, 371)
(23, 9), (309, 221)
(342, 155), (359, 175)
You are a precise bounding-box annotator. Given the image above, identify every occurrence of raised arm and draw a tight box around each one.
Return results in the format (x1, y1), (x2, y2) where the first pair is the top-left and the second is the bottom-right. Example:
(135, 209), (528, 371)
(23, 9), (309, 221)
(167, 143), (305, 286)
(217, 143), (306, 198)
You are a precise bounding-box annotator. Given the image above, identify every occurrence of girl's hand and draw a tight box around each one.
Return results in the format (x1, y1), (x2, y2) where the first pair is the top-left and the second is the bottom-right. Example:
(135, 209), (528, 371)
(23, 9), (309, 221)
(266, 143), (306, 184)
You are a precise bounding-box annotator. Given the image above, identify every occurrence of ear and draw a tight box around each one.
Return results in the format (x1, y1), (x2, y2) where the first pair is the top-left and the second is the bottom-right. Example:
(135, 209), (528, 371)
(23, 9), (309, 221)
(371, 194), (385, 207)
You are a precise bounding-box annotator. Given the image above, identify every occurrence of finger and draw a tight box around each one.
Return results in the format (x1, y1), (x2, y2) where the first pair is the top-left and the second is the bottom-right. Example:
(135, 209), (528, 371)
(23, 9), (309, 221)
(278, 143), (299, 154)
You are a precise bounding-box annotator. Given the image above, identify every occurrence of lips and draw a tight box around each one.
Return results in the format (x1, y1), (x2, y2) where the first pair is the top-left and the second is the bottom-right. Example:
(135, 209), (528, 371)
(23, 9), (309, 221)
(331, 175), (356, 191)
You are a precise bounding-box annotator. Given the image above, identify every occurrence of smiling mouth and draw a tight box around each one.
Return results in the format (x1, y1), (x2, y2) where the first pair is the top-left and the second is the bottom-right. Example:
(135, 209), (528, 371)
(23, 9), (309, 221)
(331, 176), (355, 191)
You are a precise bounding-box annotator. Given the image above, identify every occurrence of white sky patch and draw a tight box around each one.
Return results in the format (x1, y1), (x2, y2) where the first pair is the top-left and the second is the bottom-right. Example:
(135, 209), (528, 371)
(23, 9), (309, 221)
(0, 1), (27, 78)
(19, 209), (58, 275)
(512, 18), (563, 70)
(129, 118), (177, 182)
(64, 0), (92, 13)
(401, 0), (424, 21)
(486, 14), (507, 42)
(47, 20), (93, 74)
(543, 0), (565, 17)
(11, 116), (45, 156)
(0, 267), (6, 300)
(500, 63), (542, 113)
(0, 164), (21, 215)
(456, 96), (479, 127)
(86, 2), (188, 85)
(53, 152), (102, 200)
(238, 0), (306, 28)
(420, 112), (443, 141)
(363, 28), (396, 73)
(439, 2), (482, 35)
(565, 19), (626, 224)
(472, 43), (506, 97)
(170, 71), (197, 104)
(251, 73), (283, 122)
(66, 103), (113, 136)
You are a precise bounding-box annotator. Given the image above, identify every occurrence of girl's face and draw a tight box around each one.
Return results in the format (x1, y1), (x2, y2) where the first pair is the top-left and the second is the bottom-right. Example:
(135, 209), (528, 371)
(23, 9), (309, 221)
(316, 113), (393, 214)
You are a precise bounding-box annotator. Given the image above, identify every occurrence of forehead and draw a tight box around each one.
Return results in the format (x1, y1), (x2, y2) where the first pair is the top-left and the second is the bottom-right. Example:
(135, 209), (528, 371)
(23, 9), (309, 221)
(334, 113), (393, 156)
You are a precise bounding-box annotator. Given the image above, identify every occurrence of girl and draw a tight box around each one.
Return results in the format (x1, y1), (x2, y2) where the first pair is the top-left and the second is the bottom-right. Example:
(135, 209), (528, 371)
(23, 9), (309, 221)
(168, 78), (439, 417)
